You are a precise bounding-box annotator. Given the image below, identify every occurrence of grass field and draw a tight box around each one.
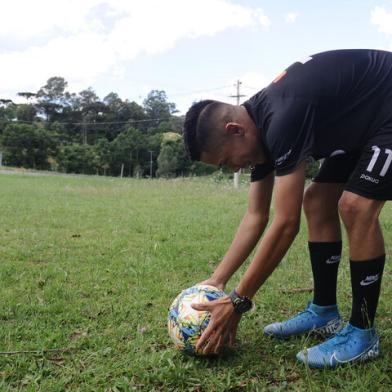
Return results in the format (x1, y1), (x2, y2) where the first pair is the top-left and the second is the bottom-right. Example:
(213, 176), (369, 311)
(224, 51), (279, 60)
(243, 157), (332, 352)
(0, 172), (391, 391)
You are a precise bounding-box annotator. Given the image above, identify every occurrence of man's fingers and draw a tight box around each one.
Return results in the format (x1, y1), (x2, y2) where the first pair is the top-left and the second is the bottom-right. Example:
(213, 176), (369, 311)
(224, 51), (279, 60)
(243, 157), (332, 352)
(191, 302), (209, 311)
(203, 331), (222, 354)
(216, 335), (223, 353)
(202, 335), (216, 354)
(195, 322), (214, 350)
(212, 334), (223, 354)
(192, 298), (238, 354)
(199, 323), (224, 354)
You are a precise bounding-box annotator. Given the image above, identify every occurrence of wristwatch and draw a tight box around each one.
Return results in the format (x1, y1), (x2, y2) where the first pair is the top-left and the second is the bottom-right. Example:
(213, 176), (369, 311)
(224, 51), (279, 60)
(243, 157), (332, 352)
(229, 289), (253, 314)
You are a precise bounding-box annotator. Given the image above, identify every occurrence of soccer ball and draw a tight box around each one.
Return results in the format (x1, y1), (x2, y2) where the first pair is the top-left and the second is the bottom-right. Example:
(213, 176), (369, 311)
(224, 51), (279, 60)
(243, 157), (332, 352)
(168, 284), (226, 355)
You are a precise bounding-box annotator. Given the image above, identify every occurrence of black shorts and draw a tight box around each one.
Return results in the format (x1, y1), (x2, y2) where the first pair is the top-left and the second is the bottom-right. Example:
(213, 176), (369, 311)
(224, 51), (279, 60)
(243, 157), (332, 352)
(313, 127), (392, 200)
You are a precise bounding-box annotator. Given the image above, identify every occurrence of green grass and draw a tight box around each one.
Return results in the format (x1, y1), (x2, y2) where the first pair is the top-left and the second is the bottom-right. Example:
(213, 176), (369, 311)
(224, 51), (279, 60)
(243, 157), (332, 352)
(0, 172), (391, 391)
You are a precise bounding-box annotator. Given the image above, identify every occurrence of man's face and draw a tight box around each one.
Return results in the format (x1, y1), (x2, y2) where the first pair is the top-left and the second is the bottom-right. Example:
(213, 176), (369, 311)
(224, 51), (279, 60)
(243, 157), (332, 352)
(200, 127), (265, 172)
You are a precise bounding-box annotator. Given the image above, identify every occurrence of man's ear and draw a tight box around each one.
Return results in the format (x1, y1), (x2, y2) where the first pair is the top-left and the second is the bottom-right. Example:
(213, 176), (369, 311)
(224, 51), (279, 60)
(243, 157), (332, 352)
(225, 122), (245, 136)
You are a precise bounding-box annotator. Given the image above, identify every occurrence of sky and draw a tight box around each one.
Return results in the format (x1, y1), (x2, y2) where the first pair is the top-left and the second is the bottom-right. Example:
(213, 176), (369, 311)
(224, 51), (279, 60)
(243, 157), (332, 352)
(1, 0), (392, 114)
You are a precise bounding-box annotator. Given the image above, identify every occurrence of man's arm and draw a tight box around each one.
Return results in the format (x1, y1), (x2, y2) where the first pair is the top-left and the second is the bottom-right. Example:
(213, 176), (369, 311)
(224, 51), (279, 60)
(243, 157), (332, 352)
(206, 171), (274, 289)
(193, 162), (306, 353)
(236, 162), (306, 297)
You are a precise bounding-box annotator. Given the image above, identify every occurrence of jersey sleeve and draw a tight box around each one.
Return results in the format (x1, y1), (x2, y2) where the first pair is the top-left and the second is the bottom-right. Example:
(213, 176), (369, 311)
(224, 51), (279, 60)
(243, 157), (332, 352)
(250, 161), (275, 182)
(265, 97), (316, 176)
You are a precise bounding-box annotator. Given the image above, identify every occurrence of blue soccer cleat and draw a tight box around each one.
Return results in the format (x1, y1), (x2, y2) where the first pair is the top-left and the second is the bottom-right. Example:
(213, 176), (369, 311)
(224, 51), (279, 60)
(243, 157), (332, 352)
(264, 302), (343, 338)
(296, 323), (379, 368)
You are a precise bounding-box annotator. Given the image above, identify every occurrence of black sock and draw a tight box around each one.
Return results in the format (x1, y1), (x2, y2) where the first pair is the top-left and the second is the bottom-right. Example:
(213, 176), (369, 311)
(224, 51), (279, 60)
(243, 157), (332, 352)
(309, 241), (342, 306)
(349, 255), (385, 329)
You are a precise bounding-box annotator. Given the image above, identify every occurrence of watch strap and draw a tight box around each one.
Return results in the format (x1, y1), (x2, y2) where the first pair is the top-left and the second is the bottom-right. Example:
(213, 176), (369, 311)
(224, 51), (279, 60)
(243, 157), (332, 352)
(229, 289), (253, 314)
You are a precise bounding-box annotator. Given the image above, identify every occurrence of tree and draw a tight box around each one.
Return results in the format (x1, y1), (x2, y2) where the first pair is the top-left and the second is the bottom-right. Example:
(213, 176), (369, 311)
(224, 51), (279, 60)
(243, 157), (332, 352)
(78, 88), (99, 107)
(0, 99), (13, 105)
(0, 99), (16, 133)
(102, 94), (147, 140)
(57, 144), (98, 174)
(36, 77), (69, 121)
(157, 132), (189, 177)
(1, 123), (58, 169)
(134, 132), (163, 177)
(119, 100), (146, 123)
(37, 77), (68, 104)
(17, 92), (37, 103)
(16, 104), (37, 122)
(103, 92), (122, 108)
(143, 90), (177, 122)
(0, 78), (222, 178)
(76, 88), (106, 144)
(95, 138), (112, 175)
(110, 127), (145, 176)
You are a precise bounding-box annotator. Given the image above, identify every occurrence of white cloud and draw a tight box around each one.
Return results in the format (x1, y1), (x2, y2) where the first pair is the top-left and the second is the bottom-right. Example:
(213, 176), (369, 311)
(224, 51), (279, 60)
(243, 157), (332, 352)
(0, 0), (100, 40)
(0, 0), (271, 99)
(371, 6), (392, 35)
(0, 34), (116, 92)
(285, 12), (298, 24)
(370, 6), (392, 50)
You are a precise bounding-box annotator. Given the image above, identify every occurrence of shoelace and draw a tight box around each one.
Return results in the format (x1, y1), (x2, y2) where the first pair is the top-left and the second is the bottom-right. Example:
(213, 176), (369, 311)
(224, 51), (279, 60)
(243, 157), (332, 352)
(295, 308), (317, 319)
(320, 325), (355, 352)
(292, 303), (318, 320)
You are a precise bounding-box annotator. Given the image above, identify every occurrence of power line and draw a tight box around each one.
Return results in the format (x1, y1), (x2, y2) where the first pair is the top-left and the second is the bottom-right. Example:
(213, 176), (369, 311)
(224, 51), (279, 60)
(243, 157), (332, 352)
(1, 84), (259, 128)
(1, 118), (170, 126)
(243, 85), (260, 91)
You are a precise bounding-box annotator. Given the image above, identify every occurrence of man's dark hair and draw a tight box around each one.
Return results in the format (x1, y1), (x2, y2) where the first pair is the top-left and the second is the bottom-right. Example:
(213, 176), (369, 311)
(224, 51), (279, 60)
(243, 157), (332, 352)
(183, 100), (233, 161)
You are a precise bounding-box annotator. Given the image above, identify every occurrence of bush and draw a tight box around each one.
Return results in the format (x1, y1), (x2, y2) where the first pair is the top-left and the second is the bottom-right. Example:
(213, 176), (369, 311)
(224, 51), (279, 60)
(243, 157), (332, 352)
(57, 144), (98, 174)
(157, 132), (189, 177)
(1, 123), (58, 170)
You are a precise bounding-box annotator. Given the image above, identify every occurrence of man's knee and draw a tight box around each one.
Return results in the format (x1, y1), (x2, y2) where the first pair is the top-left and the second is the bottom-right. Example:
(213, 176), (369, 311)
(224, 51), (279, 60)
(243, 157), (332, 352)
(303, 184), (339, 219)
(338, 193), (380, 228)
(303, 184), (323, 217)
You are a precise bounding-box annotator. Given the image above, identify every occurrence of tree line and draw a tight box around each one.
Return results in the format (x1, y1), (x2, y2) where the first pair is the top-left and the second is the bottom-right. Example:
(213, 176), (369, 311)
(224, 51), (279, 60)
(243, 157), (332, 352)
(0, 77), (214, 177)
(0, 76), (319, 179)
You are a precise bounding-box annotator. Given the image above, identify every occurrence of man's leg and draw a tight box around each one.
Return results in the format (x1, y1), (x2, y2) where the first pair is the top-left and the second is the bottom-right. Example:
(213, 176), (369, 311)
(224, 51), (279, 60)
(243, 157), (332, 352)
(264, 182), (345, 338)
(296, 134), (391, 367)
(303, 182), (345, 306)
(297, 192), (385, 367)
(263, 154), (360, 338)
(338, 191), (385, 329)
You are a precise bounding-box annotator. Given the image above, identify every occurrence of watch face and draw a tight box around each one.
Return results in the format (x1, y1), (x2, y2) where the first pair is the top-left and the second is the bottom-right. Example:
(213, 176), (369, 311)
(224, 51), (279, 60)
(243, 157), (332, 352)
(233, 297), (252, 313)
(230, 290), (253, 314)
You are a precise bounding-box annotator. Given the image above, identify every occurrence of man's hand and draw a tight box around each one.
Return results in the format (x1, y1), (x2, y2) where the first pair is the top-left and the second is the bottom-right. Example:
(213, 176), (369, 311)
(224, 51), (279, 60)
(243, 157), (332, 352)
(191, 296), (241, 354)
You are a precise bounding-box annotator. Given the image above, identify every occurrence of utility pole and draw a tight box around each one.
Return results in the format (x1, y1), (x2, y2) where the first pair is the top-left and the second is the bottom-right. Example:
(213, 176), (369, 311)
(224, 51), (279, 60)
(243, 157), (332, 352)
(230, 80), (246, 188)
(129, 150), (133, 177)
(82, 116), (87, 145)
(83, 124), (87, 145)
(149, 150), (154, 178)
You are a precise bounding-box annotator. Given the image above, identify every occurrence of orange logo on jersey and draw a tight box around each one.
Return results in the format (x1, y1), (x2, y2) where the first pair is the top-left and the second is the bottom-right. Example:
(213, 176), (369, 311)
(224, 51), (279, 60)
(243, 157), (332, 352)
(272, 70), (287, 83)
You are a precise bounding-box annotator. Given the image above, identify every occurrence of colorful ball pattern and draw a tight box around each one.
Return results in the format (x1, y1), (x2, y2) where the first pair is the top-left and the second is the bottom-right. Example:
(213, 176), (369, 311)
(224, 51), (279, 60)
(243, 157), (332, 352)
(168, 284), (226, 355)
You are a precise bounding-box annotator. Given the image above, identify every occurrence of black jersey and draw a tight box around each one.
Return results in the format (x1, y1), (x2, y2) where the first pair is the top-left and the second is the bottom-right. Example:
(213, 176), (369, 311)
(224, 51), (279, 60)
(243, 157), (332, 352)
(244, 49), (392, 179)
